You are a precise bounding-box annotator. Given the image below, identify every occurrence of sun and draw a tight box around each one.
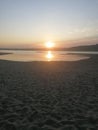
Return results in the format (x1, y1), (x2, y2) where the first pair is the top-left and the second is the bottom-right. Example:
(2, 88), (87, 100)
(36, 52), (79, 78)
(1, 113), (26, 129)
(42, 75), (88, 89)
(45, 41), (54, 48)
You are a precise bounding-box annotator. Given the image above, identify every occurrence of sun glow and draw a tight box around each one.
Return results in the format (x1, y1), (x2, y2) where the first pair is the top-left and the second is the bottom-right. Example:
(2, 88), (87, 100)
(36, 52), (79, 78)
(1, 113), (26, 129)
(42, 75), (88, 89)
(45, 41), (55, 48)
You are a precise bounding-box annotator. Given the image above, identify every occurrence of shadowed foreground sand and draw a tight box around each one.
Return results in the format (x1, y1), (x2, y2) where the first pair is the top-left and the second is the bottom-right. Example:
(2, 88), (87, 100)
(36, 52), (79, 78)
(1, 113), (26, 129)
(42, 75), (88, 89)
(0, 56), (98, 130)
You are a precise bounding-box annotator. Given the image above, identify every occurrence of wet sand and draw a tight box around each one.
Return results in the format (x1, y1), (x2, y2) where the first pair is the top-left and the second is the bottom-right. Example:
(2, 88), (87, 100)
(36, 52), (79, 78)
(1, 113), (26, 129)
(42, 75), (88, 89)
(0, 55), (98, 130)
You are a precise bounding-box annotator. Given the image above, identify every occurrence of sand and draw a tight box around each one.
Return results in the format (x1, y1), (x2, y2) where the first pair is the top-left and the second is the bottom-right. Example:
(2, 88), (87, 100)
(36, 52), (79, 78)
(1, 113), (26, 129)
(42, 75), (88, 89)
(0, 55), (98, 130)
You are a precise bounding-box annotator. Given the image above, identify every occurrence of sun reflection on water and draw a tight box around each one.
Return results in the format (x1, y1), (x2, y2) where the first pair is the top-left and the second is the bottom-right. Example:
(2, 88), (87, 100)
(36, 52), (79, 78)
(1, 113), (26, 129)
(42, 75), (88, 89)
(46, 51), (54, 61)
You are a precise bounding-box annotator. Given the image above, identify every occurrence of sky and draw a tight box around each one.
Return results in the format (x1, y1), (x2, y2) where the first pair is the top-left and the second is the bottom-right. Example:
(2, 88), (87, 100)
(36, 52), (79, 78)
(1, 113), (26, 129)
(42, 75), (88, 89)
(0, 0), (98, 48)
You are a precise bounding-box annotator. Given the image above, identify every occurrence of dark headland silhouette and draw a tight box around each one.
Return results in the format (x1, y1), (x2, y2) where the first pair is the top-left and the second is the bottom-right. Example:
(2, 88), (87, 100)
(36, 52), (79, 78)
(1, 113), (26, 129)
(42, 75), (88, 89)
(67, 44), (98, 51)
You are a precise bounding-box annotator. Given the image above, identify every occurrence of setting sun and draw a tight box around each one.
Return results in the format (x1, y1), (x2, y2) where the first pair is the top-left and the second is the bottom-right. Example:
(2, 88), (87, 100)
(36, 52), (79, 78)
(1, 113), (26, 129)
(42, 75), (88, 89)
(45, 41), (55, 48)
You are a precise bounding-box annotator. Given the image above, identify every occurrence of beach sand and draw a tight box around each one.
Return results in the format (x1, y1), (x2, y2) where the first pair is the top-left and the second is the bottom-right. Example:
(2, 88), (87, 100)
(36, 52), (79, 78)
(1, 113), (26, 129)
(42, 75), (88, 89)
(0, 55), (98, 130)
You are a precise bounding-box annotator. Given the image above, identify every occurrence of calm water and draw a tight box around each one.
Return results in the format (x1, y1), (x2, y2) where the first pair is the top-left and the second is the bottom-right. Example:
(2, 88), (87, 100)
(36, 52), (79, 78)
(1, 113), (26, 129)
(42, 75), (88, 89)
(0, 50), (98, 62)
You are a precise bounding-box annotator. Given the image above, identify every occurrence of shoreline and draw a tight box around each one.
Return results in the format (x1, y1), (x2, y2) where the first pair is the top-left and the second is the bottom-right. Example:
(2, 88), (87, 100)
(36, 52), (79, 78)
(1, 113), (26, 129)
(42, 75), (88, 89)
(0, 52), (12, 55)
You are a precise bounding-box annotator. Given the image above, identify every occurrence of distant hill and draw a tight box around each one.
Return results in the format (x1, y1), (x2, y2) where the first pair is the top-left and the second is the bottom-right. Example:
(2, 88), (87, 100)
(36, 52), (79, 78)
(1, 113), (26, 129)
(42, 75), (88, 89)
(67, 44), (98, 51)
